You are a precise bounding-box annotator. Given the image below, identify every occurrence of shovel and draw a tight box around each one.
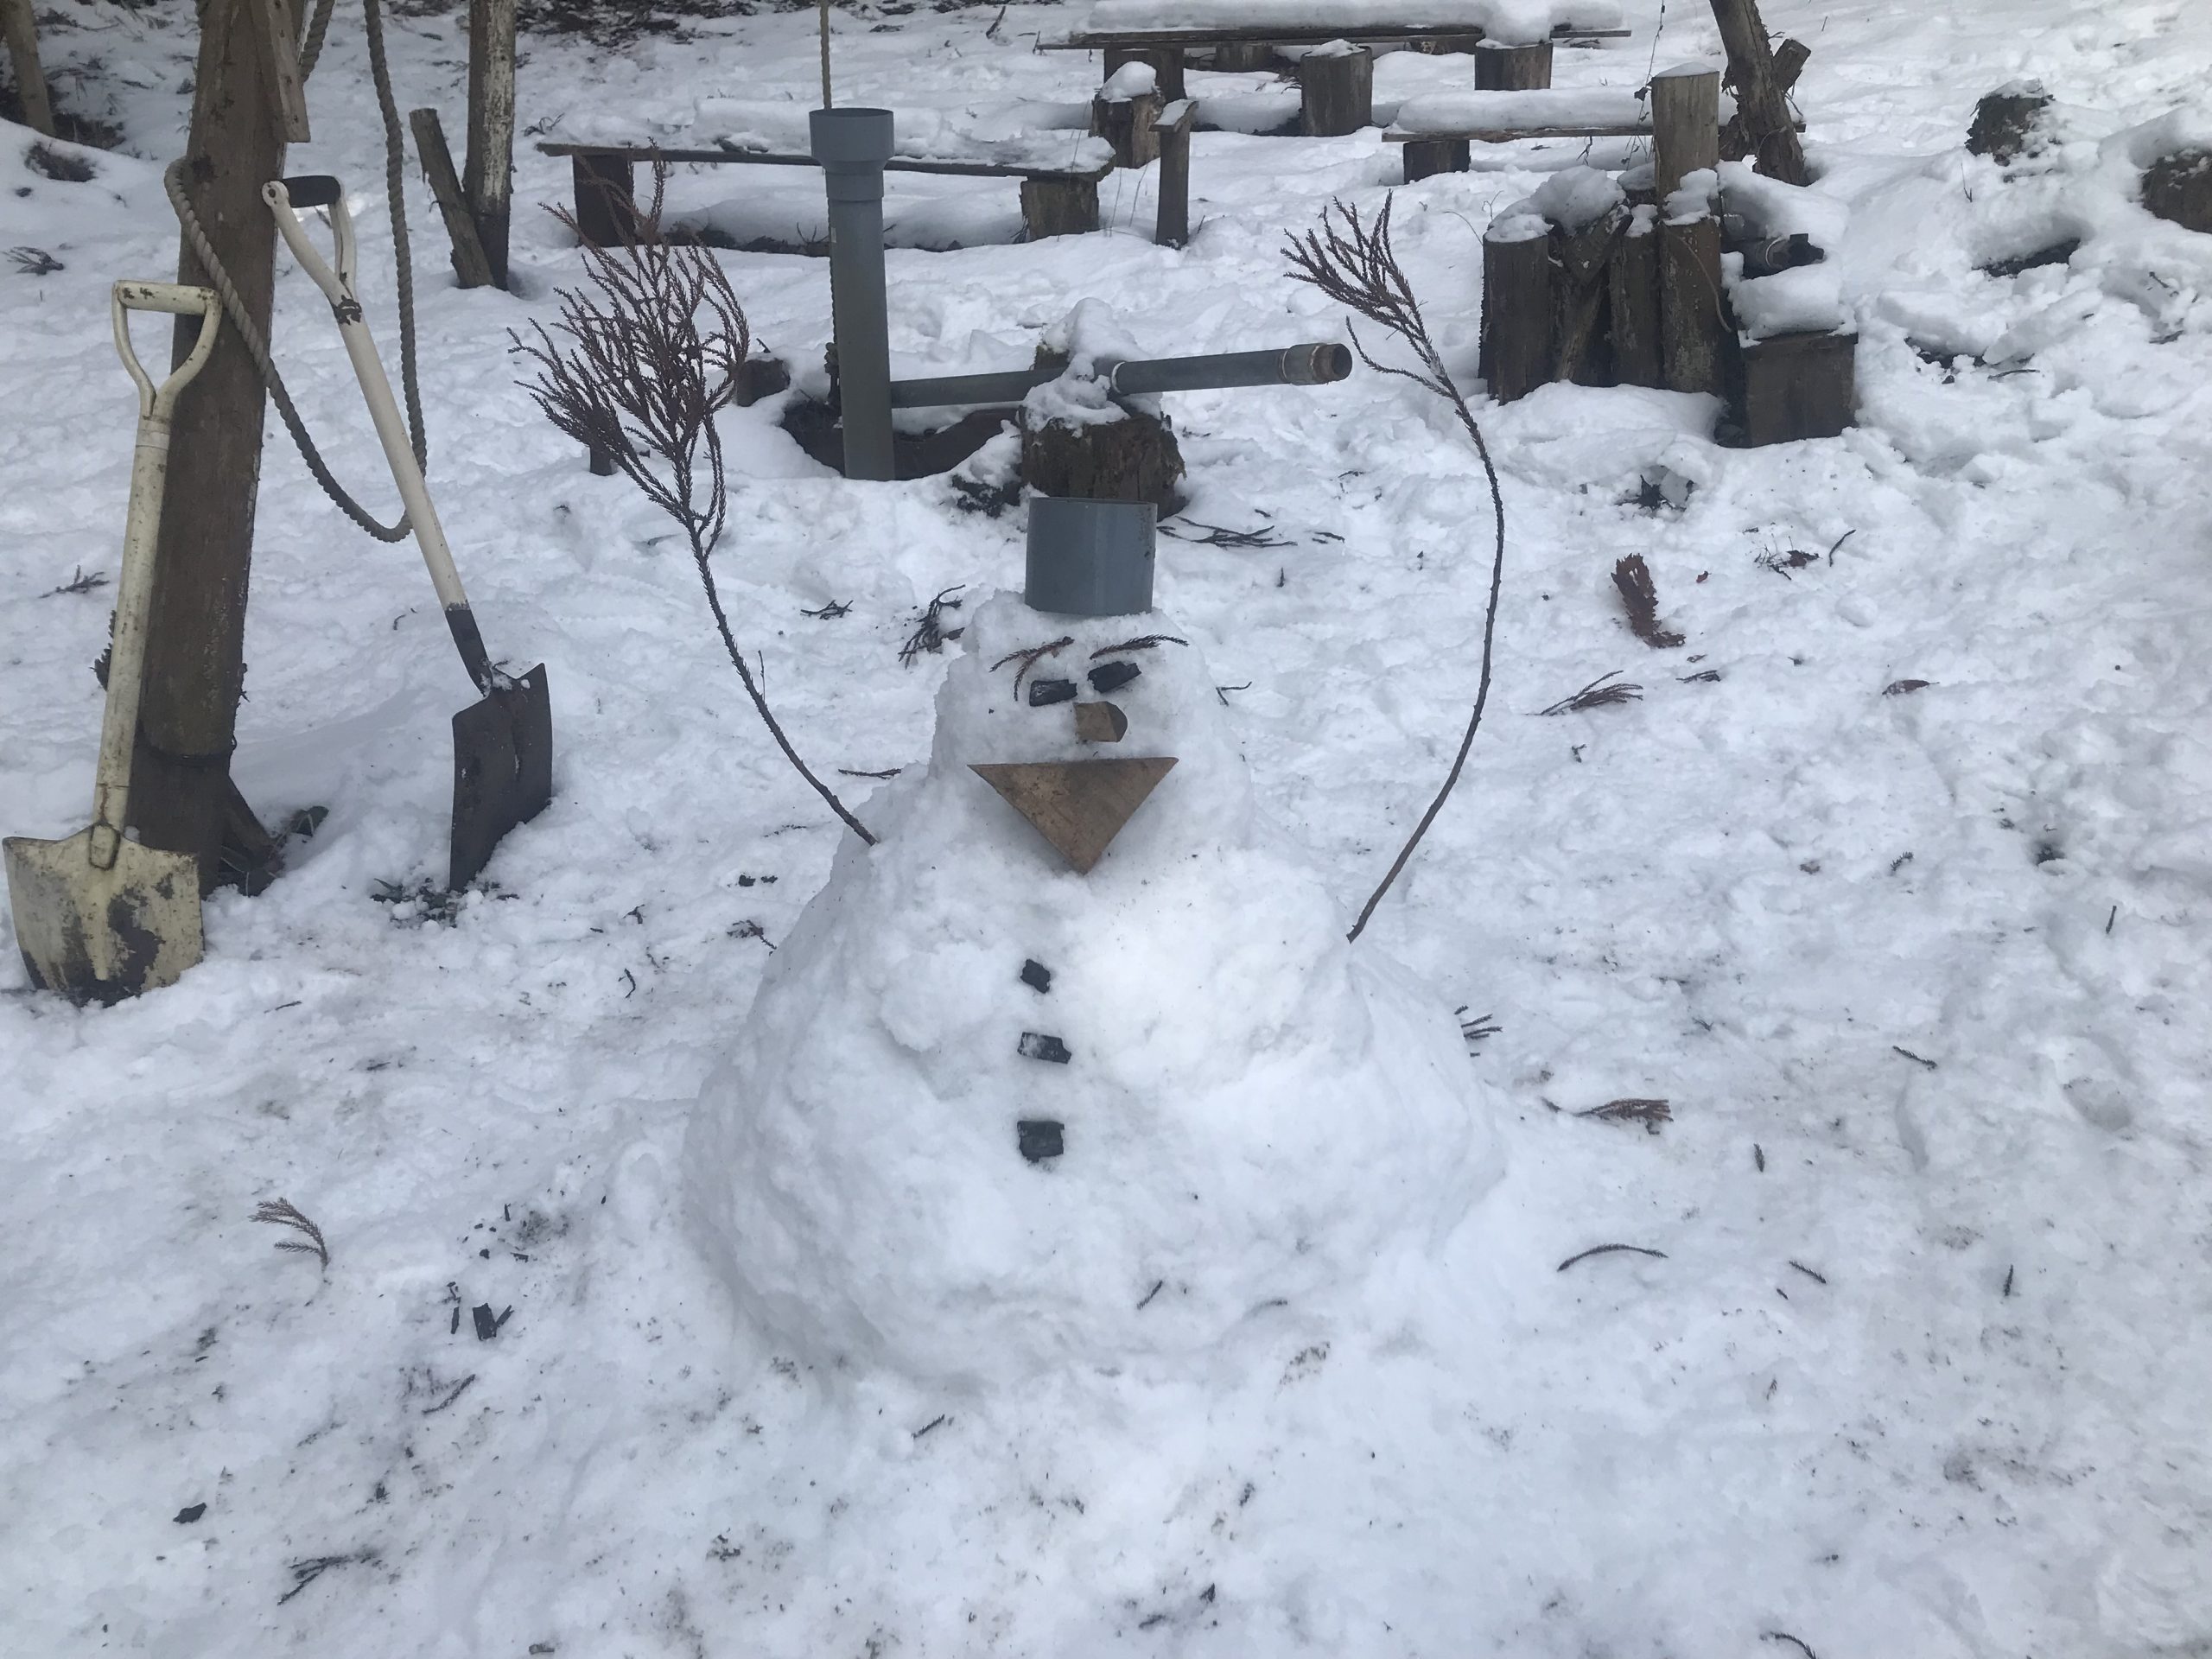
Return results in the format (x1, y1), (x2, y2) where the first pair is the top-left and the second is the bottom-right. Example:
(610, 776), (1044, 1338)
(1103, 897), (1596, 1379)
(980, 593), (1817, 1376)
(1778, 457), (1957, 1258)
(5, 283), (219, 1003)
(264, 174), (552, 891)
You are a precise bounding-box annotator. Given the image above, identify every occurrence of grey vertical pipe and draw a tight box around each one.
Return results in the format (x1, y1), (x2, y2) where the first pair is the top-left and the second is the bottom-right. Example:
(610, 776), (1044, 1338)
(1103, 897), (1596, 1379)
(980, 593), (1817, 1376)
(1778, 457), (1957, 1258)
(809, 107), (895, 481)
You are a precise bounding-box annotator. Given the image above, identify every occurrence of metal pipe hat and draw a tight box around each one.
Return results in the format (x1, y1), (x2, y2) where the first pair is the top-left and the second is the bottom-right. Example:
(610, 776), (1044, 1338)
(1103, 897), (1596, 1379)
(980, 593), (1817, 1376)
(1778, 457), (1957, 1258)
(1025, 496), (1157, 617)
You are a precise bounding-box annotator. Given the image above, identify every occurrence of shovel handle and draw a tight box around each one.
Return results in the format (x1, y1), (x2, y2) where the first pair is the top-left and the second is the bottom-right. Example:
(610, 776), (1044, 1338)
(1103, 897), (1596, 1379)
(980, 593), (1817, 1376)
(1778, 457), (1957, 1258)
(90, 283), (222, 867)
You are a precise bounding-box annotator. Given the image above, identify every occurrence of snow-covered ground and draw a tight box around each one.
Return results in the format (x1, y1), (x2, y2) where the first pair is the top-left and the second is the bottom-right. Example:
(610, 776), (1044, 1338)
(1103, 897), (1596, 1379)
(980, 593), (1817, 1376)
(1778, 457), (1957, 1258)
(5, 2), (2212, 1654)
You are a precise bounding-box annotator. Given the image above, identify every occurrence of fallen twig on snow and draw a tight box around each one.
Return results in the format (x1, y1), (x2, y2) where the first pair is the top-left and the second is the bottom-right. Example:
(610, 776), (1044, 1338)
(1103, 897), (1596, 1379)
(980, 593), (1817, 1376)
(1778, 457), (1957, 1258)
(1538, 671), (1643, 715)
(899, 586), (967, 666)
(1892, 1045), (1938, 1070)
(1576, 1097), (1671, 1132)
(1556, 1243), (1669, 1273)
(251, 1198), (329, 1269)
(1762, 1632), (1821, 1659)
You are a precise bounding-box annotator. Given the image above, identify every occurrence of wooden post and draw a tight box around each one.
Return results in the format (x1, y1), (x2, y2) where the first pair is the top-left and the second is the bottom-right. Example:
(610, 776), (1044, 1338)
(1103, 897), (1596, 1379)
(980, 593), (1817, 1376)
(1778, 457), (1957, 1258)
(1660, 210), (1724, 395)
(1402, 137), (1470, 181)
(1211, 41), (1274, 71)
(1475, 40), (1552, 90)
(1154, 98), (1195, 248)
(1299, 44), (1372, 138)
(1104, 43), (1184, 102)
(131, 0), (289, 892)
(1, 0), (55, 137)
(1480, 218), (1553, 403)
(1649, 63), (1719, 200)
(569, 150), (636, 247)
(1091, 83), (1163, 168)
(1706, 0), (1807, 185)
(463, 0), (516, 286)
(410, 107), (497, 288)
(1554, 211), (1621, 386)
(1608, 206), (1662, 386)
(1020, 175), (1100, 240)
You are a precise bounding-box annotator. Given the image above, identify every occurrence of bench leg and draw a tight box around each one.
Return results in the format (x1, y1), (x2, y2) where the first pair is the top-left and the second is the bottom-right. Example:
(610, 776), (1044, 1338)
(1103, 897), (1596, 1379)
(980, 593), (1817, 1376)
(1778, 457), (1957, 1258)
(1156, 122), (1192, 247)
(1021, 175), (1101, 240)
(569, 151), (636, 247)
(1475, 40), (1553, 90)
(1299, 47), (1372, 138)
(1402, 137), (1470, 181)
(1210, 41), (1274, 71)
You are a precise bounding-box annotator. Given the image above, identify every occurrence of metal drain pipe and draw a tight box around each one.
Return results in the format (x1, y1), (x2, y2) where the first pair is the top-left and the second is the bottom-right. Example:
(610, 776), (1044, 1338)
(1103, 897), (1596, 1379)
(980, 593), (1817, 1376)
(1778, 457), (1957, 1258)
(889, 341), (1353, 410)
(810, 107), (896, 480)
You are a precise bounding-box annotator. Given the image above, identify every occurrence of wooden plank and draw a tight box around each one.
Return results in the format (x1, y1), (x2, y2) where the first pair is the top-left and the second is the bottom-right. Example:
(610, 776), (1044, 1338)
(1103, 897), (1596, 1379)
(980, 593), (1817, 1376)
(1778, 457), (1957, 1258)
(0, 0), (54, 137)
(1154, 99), (1195, 247)
(410, 106), (497, 288)
(1402, 137), (1470, 179)
(1738, 327), (1855, 445)
(569, 150), (636, 248)
(1385, 123), (1649, 143)
(1045, 26), (1628, 48)
(463, 0), (516, 287)
(970, 759), (1178, 874)
(251, 0), (312, 143)
(534, 141), (1114, 183)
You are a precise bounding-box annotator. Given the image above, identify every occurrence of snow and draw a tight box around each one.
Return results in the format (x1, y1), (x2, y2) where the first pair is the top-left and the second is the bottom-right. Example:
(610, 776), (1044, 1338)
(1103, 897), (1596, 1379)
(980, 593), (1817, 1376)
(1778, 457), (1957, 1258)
(1389, 86), (1648, 137)
(1513, 162), (1625, 231)
(1081, 0), (1624, 45)
(6, 2), (2212, 1656)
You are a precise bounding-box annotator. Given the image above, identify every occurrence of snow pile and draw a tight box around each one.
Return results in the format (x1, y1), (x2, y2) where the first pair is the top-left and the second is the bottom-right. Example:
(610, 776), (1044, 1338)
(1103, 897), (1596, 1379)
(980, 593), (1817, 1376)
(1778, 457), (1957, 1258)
(1510, 163), (1625, 232)
(1082, 0), (1620, 41)
(686, 594), (1498, 1388)
(1389, 86), (1646, 137)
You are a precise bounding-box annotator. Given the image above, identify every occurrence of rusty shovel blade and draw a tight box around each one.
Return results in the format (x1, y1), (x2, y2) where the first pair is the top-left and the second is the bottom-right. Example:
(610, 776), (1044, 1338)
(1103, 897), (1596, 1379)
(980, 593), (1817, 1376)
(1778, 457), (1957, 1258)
(448, 663), (553, 892)
(5, 829), (203, 1005)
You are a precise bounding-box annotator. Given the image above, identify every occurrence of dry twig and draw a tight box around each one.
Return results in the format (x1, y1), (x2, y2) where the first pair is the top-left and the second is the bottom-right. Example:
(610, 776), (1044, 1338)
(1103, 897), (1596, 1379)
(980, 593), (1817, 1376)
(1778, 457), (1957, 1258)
(1556, 1243), (1669, 1272)
(990, 634), (1073, 694)
(512, 158), (874, 845)
(899, 587), (966, 666)
(1285, 195), (1508, 943)
(1576, 1096), (1671, 1132)
(1611, 554), (1683, 648)
(251, 1198), (329, 1269)
(1538, 671), (1643, 715)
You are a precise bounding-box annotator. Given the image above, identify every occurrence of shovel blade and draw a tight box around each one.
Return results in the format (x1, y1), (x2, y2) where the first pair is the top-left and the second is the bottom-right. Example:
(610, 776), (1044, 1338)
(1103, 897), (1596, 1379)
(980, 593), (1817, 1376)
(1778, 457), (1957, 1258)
(449, 664), (553, 891)
(4, 828), (204, 1004)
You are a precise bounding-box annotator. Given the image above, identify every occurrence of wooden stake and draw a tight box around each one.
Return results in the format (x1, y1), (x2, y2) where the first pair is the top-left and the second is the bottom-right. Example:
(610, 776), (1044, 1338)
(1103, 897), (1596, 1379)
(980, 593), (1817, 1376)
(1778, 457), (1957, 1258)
(1154, 97), (1195, 247)
(1649, 62), (1719, 200)
(463, 0), (516, 287)
(411, 106), (497, 288)
(132, 0), (289, 891)
(1706, 0), (1807, 185)
(1, 0), (55, 137)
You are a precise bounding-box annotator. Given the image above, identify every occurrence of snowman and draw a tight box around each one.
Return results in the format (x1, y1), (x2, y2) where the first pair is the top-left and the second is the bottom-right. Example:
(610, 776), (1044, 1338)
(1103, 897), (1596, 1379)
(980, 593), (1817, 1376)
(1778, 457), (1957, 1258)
(686, 499), (1500, 1389)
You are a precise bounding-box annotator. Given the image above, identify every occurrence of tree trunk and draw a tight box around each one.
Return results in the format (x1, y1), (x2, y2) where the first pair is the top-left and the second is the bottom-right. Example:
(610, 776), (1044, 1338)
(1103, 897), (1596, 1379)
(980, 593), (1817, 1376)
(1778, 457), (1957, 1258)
(464, 0), (516, 286)
(1707, 0), (1807, 184)
(1, 0), (54, 137)
(130, 0), (289, 893)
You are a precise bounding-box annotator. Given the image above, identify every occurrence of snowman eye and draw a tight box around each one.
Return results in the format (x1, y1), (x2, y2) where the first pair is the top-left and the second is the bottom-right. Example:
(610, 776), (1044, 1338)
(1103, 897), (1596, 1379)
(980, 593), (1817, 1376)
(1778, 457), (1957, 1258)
(1027, 678), (1077, 707)
(1088, 661), (1141, 695)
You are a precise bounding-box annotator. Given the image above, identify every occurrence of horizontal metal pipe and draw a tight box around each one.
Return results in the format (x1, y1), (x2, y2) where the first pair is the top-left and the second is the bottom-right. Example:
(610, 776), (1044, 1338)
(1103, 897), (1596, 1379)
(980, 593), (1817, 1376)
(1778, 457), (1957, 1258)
(887, 341), (1352, 410)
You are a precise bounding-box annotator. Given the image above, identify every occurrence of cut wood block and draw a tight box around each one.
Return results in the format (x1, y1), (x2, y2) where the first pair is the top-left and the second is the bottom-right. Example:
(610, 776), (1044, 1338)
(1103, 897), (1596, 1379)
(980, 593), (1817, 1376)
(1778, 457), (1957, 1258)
(1475, 39), (1551, 90)
(1072, 701), (1128, 743)
(1299, 44), (1372, 137)
(1608, 207), (1662, 387)
(1737, 327), (1856, 446)
(1660, 212), (1723, 396)
(970, 757), (1177, 873)
(1480, 222), (1553, 402)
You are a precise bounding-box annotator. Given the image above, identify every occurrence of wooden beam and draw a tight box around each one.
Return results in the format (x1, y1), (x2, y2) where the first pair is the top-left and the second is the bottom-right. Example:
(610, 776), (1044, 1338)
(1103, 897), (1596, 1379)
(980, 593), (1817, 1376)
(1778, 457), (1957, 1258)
(463, 0), (516, 287)
(410, 106), (497, 288)
(1, 0), (56, 137)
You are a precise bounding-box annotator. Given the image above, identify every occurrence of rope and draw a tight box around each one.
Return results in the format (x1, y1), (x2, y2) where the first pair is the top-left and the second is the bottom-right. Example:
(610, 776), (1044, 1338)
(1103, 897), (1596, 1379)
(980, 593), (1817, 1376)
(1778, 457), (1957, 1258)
(162, 0), (430, 542)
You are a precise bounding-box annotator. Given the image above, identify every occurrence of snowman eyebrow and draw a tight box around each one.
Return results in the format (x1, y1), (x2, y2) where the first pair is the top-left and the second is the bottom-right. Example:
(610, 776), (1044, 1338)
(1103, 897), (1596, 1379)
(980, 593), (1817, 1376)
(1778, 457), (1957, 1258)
(990, 635), (1075, 693)
(1088, 634), (1188, 658)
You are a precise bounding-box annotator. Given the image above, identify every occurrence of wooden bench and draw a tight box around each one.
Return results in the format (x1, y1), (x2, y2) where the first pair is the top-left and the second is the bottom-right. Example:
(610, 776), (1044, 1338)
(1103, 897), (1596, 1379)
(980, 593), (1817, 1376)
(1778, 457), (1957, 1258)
(537, 138), (1118, 247)
(1384, 87), (1650, 177)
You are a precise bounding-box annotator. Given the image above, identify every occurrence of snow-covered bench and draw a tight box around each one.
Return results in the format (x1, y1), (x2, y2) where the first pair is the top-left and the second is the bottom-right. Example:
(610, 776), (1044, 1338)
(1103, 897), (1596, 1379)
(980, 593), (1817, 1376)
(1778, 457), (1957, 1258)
(1042, 0), (1630, 103)
(537, 110), (1119, 248)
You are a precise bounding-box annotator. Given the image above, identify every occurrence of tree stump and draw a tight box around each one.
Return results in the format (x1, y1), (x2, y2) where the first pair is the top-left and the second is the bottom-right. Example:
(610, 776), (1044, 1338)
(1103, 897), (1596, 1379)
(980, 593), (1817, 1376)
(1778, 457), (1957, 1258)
(1480, 219), (1554, 403)
(1660, 211), (1724, 396)
(2143, 149), (2212, 234)
(1092, 85), (1164, 168)
(1299, 43), (1372, 137)
(1020, 176), (1101, 239)
(1554, 210), (1622, 386)
(1402, 137), (1470, 181)
(1649, 63), (1719, 199)
(1738, 328), (1856, 445)
(1966, 83), (2051, 163)
(1104, 43), (1184, 101)
(1608, 206), (1663, 387)
(1020, 401), (1185, 510)
(1475, 40), (1552, 90)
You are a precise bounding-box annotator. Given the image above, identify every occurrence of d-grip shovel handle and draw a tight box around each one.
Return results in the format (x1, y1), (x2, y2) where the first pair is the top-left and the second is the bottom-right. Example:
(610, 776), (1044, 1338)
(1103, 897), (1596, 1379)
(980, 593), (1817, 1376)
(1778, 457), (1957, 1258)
(90, 283), (222, 868)
(263, 175), (504, 696)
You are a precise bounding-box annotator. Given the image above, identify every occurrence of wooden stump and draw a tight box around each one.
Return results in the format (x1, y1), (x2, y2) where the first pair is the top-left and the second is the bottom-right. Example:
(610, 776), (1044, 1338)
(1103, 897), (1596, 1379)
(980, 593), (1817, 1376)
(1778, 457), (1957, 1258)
(1020, 175), (1101, 239)
(1608, 206), (1662, 388)
(1402, 137), (1470, 181)
(1104, 43), (1185, 102)
(1211, 41), (1274, 71)
(1738, 328), (1856, 445)
(1092, 85), (1164, 168)
(1554, 211), (1622, 386)
(1020, 401), (1185, 510)
(1660, 212), (1724, 395)
(569, 151), (636, 247)
(1299, 45), (1372, 137)
(1480, 221), (1554, 403)
(2144, 149), (2212, 234)
(1475, 40), (1552, 91)
(1966, 83), (2050, 163)
(1154, 99), (1195, 247)
(1649, 63), (1719, 200)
